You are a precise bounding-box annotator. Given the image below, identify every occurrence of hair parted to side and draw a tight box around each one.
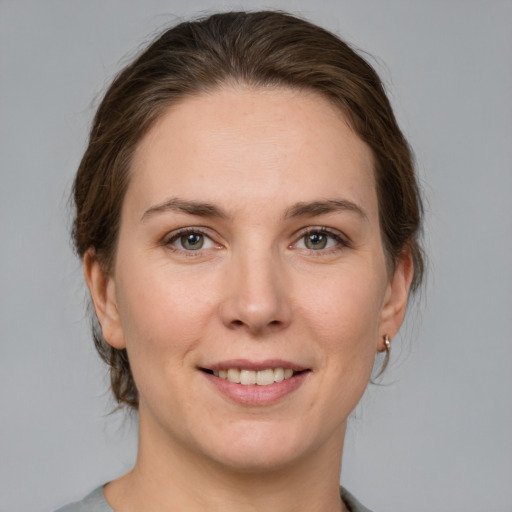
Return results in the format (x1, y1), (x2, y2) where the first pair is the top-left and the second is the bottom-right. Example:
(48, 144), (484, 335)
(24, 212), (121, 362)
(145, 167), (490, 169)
(72, 10), (425, 409)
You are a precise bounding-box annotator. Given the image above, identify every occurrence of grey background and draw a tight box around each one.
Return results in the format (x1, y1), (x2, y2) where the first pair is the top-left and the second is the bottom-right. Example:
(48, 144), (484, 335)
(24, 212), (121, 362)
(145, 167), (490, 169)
(1, 1), (511, 511)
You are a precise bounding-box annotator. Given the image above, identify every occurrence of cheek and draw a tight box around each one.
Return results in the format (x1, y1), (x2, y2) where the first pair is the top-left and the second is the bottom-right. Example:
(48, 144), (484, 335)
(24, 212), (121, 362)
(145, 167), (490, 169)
(299, 267), (385, 337)
(114, 261), (221, 357)
(296, 262), (387, 383)
(112, 266), (213, 407)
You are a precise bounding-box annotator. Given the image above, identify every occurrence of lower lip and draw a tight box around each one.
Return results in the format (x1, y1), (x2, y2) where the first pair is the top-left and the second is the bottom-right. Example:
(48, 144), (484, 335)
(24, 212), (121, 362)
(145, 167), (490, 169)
(202, 371), (309, 406)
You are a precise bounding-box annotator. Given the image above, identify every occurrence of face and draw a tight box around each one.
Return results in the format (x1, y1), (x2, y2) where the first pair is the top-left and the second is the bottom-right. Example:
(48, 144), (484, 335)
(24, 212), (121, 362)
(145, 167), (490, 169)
(87, 87), (411, 474)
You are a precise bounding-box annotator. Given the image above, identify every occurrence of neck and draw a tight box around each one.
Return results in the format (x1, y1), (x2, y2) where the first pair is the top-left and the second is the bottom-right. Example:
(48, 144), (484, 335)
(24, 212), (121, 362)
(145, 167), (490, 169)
(104, 407), (348, 512)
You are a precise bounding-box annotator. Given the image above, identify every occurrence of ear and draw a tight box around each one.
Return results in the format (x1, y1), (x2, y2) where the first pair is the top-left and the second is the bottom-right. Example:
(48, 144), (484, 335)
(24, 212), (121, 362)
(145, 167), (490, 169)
(378, 251), (414, 350)
(83, 249), (126, 349)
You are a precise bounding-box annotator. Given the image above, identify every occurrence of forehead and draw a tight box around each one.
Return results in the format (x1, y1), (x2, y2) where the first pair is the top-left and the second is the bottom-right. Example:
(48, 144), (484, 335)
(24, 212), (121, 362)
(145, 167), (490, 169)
(127, 86), (377, 219)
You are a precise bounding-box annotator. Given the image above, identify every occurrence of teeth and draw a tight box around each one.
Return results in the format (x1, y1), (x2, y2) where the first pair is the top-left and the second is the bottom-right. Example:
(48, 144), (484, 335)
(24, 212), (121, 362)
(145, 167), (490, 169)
(256, 369), (274, 386)
(240, 369), (257, 385)
(214, 367), (297, 386)
(227, 368), (240, 383)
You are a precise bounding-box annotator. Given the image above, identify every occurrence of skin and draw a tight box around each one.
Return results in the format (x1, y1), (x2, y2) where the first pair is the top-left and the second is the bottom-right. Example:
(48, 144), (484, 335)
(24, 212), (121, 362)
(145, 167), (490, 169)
(85, 86), (413, 512)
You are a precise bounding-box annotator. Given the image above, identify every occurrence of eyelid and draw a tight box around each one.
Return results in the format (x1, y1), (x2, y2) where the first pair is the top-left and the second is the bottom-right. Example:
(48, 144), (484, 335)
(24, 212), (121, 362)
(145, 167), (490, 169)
(161, 225), (349, 255)
(290, 226), (350, 251)
(162, 227), (221, 254)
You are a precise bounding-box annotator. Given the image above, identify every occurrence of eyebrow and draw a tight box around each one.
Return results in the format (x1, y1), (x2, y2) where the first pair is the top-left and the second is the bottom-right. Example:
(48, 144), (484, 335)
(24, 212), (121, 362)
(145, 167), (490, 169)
(141, 198), (229, 222)
(284, 199), (368, 221)
(141, 197), (368, 222)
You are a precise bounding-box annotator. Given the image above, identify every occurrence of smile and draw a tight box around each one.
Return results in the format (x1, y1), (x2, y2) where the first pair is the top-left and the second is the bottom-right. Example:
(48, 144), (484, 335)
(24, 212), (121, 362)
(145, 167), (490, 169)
(212, 368), (295, 386)
(200, 360), (310, 405)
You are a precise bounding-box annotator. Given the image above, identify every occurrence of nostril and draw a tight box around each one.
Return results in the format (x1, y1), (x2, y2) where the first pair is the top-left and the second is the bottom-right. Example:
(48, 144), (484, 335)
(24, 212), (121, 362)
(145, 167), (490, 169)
(230, 319), (281, 329)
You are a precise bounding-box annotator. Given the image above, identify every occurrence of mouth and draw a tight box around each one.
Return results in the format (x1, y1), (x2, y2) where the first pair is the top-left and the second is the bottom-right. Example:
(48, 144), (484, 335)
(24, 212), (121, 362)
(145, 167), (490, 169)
(201, 367), (307, 386)
(199, 361), (311, 405)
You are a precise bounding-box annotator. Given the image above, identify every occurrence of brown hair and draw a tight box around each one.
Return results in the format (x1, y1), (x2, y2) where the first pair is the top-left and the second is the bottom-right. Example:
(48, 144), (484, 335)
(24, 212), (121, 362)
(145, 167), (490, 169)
(72, 10), (424, 409)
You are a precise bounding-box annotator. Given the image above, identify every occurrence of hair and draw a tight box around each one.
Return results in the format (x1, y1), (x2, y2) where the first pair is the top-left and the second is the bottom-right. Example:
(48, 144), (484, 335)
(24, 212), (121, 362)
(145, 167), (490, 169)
(72, 10), (424, 409)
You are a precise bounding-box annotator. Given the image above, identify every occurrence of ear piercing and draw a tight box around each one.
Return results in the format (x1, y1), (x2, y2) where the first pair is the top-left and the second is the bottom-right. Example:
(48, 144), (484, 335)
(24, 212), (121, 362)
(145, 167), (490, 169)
(376, 334), (391, 377)
(384, 334), (391, 355)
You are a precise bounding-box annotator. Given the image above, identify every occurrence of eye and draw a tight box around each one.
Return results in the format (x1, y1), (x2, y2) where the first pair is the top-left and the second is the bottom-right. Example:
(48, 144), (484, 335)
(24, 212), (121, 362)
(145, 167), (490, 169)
(303, 232), (329, 250)
(178, 232), (206, 250)
(293, 228), (346, 252)
(166, 229), (216, 251)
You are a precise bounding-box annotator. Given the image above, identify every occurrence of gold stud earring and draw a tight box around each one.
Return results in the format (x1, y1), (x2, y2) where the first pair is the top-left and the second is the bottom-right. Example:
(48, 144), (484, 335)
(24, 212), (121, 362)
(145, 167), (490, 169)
(376, 334), (391, 377)
(384, 334), (391, 354)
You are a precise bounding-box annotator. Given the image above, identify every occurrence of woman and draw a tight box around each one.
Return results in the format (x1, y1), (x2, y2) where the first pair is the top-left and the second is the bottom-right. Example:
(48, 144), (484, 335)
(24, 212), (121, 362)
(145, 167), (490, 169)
(57, 10), (424, 512)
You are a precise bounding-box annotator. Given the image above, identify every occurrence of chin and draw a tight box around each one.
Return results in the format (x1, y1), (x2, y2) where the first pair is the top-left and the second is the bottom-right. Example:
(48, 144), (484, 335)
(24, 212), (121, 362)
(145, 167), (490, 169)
(196, 422), (315, 474)
(209, 447), (301, 474)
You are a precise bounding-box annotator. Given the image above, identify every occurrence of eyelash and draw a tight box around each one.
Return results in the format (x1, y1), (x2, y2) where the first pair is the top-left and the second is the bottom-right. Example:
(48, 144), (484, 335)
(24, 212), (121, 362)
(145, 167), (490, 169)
(162, 226), (349, 256)
(291, 227), (349, 254)
(163, 228), (217, 257)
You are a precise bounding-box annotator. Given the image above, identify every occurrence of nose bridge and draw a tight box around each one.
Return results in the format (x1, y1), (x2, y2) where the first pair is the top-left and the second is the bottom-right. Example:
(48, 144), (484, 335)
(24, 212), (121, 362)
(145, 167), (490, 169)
(220, 239), (291, 334)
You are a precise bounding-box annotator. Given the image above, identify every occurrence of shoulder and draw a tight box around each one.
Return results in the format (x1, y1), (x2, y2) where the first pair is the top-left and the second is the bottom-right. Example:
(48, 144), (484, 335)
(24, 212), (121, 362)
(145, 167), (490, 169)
(55, 484), (370, 512)
(54, 486), (113, 512)
(340, 486), (374, 512)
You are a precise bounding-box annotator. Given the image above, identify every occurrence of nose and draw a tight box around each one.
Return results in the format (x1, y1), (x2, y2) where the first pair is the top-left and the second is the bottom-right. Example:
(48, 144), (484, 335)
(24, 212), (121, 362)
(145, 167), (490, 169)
(219, 248), (292, 336)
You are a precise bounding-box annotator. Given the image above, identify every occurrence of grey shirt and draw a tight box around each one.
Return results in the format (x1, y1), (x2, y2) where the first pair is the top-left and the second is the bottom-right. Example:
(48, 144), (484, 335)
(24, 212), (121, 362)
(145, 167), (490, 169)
(55, 485), (373, 512)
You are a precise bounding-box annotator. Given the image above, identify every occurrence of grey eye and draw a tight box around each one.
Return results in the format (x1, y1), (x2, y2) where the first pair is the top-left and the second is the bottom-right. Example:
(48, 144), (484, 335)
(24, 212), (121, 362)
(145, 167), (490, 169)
(179, 233), (205, 250)
(304, 232), (328, 250)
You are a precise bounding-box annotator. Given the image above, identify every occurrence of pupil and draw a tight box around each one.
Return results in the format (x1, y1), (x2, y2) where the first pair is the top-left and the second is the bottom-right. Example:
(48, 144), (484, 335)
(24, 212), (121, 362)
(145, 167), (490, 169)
(182, 233), (203, 250)
(307, 233), (327, 249)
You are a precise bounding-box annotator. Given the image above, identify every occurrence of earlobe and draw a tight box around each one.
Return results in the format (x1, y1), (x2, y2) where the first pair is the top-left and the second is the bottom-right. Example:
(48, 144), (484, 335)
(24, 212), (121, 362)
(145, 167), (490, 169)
(378, 251), (414, 350)
(83, 250), (126, 349)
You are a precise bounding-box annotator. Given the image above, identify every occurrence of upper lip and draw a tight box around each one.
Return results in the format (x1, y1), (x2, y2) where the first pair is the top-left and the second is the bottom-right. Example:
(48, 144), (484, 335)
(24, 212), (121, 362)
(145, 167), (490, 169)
(202, 359), (309, 372)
